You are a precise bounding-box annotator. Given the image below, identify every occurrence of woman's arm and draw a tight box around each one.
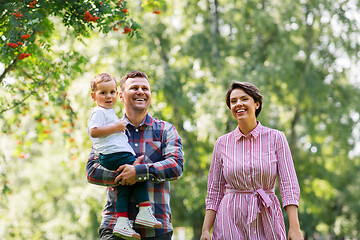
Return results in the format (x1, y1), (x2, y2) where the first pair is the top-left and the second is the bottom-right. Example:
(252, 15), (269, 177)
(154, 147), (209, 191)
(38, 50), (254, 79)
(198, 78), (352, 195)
(285, 205), (304, 240)
(200, 209), (216, 240)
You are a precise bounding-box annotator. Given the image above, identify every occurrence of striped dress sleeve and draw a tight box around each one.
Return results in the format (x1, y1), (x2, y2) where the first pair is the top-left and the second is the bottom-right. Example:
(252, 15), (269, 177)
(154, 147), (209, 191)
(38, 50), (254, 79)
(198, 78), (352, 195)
(206, 137), (227, 212)
(275, 131), (300, 208)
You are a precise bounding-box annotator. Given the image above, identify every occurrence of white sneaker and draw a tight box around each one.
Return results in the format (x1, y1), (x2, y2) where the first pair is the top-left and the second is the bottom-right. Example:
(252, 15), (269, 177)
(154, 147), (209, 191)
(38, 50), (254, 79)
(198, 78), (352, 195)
(135, 206), (162, 228)
(113, 217), (141, 240)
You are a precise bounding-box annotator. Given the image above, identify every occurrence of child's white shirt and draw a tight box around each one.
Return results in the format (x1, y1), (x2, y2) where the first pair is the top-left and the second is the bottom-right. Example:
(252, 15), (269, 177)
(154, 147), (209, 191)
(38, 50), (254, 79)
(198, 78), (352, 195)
(88, 106), (135, 156)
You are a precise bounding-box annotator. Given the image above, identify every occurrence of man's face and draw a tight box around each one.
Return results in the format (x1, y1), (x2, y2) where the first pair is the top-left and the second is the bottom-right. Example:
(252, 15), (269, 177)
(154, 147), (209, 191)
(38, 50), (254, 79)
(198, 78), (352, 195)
(120, 77), (151, 113)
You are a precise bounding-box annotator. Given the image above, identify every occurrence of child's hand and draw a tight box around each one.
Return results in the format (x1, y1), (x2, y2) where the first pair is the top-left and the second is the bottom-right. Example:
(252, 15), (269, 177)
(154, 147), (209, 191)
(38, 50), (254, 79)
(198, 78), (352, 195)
(115, 120), (126, 132)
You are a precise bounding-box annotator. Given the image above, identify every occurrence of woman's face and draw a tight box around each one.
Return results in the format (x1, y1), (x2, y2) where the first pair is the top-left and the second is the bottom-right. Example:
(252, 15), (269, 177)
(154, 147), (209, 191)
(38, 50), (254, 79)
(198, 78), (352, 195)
(229, 88), (259, 123)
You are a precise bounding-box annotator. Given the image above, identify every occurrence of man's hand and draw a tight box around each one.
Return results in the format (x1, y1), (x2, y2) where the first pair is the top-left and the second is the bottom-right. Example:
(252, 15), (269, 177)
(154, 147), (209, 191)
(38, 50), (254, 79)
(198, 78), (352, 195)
(115, 155), (144, 185)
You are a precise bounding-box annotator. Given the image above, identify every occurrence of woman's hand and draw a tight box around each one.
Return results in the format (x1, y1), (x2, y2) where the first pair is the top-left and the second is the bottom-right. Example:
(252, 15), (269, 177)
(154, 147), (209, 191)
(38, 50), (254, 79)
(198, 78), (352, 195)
(288, 227), (304, 240)
(200, 230), (211, 240)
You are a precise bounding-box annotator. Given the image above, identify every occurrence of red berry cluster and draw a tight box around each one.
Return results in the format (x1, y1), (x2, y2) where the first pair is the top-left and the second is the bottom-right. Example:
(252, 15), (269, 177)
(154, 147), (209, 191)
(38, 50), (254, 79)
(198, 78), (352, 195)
(13, 12), (23, 18)
(122, 9), (128, 14)
(153, 10), (162, 14)
(21, 34), (31, 40)
(7, 42), (23, 48)
(29, 0), (37, 8)
(122, 27), (132, 34)
(84, 11), (100, 22)
(18, 53), (31, 60)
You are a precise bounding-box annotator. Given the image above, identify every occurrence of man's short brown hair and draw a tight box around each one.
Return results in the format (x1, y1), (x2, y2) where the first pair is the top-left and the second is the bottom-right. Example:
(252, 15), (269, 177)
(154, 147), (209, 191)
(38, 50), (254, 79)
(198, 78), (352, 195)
(120, 71), (149, 91)
(91, 73), (117, 92)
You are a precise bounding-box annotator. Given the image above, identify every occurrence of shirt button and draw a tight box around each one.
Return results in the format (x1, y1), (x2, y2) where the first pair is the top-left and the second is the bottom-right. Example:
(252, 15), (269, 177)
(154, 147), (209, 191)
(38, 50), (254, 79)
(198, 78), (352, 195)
(135, 129), (139, 132)
(144, 177), (147, 180)
(135, 143), (138, 147)
(138, 177), (142, 180)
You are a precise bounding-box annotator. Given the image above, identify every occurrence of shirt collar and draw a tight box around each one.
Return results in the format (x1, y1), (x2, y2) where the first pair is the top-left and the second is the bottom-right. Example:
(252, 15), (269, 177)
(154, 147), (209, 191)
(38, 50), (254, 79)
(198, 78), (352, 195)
(234, 121), (262, 140)
(122, 113), (153, 128)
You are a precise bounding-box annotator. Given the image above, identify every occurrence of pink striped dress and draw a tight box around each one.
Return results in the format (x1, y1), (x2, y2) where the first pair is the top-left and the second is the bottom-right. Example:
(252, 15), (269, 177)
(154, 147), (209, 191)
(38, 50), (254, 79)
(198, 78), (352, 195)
(206, 122), (300, 240)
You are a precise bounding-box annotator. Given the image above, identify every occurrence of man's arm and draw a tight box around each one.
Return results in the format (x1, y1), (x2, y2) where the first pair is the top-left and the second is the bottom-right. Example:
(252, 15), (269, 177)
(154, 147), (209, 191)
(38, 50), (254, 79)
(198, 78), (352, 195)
(117, 123), (184, 185)
(136, 123), (184, 183)
(86, 148), (120, 187)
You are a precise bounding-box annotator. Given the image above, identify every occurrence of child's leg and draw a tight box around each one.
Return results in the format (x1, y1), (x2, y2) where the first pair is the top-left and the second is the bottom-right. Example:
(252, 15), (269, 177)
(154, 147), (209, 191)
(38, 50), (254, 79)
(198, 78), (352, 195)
(112, 185), (141, 239)
(114, 185), (131, 218)
(134, 182), (162, 229)
(98, 152), (135, 215)
(98, 152), (135, 170)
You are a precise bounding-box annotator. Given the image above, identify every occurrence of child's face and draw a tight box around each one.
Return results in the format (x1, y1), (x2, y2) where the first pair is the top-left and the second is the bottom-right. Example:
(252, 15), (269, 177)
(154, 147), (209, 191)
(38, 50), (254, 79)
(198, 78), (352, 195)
(91, 80), (118, 109)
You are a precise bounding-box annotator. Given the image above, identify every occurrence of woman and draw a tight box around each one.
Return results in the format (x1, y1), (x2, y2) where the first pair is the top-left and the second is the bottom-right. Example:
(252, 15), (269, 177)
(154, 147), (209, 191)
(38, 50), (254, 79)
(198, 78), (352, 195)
(201, 82), (303, 240)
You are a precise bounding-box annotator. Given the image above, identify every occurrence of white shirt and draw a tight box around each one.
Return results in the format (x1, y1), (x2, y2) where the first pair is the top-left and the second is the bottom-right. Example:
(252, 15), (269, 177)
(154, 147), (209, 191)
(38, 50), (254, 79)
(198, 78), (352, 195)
(88, 106), (135, 155)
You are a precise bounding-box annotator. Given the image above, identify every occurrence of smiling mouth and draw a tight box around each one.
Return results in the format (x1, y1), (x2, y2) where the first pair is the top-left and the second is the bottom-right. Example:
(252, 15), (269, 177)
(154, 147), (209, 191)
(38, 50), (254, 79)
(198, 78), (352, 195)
(134, 98), (146, 102)
(236, 109), (246, 114)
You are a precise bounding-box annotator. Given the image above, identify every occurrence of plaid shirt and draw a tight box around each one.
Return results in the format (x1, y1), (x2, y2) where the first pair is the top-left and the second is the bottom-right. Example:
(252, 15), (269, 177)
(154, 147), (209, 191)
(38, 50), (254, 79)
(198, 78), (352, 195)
(86, 114), (184, 237)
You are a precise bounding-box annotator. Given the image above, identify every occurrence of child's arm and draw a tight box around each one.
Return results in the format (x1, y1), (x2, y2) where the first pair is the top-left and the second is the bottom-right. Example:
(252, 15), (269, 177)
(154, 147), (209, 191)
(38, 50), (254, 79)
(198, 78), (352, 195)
(90, 120), (126, 138)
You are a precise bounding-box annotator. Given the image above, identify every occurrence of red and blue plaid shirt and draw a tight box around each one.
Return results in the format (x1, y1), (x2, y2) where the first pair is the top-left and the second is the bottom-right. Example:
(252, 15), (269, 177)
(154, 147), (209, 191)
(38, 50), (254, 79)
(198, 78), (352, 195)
(86, 114), (184, 237)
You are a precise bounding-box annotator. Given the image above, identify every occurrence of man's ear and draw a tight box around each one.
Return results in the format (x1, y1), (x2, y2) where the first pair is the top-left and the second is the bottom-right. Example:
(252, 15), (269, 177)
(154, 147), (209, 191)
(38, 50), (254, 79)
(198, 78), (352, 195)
(119, 91), (124, 102)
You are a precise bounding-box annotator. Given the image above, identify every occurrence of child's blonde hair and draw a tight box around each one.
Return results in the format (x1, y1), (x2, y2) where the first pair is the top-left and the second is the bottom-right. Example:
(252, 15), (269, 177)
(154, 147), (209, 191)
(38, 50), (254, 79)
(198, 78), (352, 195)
(91, 73), (117, 92)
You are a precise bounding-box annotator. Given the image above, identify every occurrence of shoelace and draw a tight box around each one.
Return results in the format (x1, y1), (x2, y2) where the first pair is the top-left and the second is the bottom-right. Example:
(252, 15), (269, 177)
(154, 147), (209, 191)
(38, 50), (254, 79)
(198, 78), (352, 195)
(147, 208), (158, 222)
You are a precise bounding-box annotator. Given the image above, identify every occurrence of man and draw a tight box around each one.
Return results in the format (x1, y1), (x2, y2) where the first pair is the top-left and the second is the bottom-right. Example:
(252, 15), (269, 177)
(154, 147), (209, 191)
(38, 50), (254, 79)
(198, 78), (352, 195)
(86, 71), (184, 240)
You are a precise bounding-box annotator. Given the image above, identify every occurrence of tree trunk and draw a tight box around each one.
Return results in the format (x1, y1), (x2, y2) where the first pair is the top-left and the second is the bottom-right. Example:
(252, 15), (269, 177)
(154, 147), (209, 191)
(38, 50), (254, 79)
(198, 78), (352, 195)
(192, 220), (202, 240)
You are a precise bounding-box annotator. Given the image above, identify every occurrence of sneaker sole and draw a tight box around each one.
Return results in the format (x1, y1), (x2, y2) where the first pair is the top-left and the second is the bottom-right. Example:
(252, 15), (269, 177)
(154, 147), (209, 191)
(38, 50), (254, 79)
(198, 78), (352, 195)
(135, 219), (162, 229)
(113, 230), (141, 240)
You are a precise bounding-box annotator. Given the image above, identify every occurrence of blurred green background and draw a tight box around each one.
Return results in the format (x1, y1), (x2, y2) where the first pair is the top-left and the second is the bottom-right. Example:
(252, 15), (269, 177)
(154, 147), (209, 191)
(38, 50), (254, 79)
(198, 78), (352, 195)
(1, 0), (360, 239)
